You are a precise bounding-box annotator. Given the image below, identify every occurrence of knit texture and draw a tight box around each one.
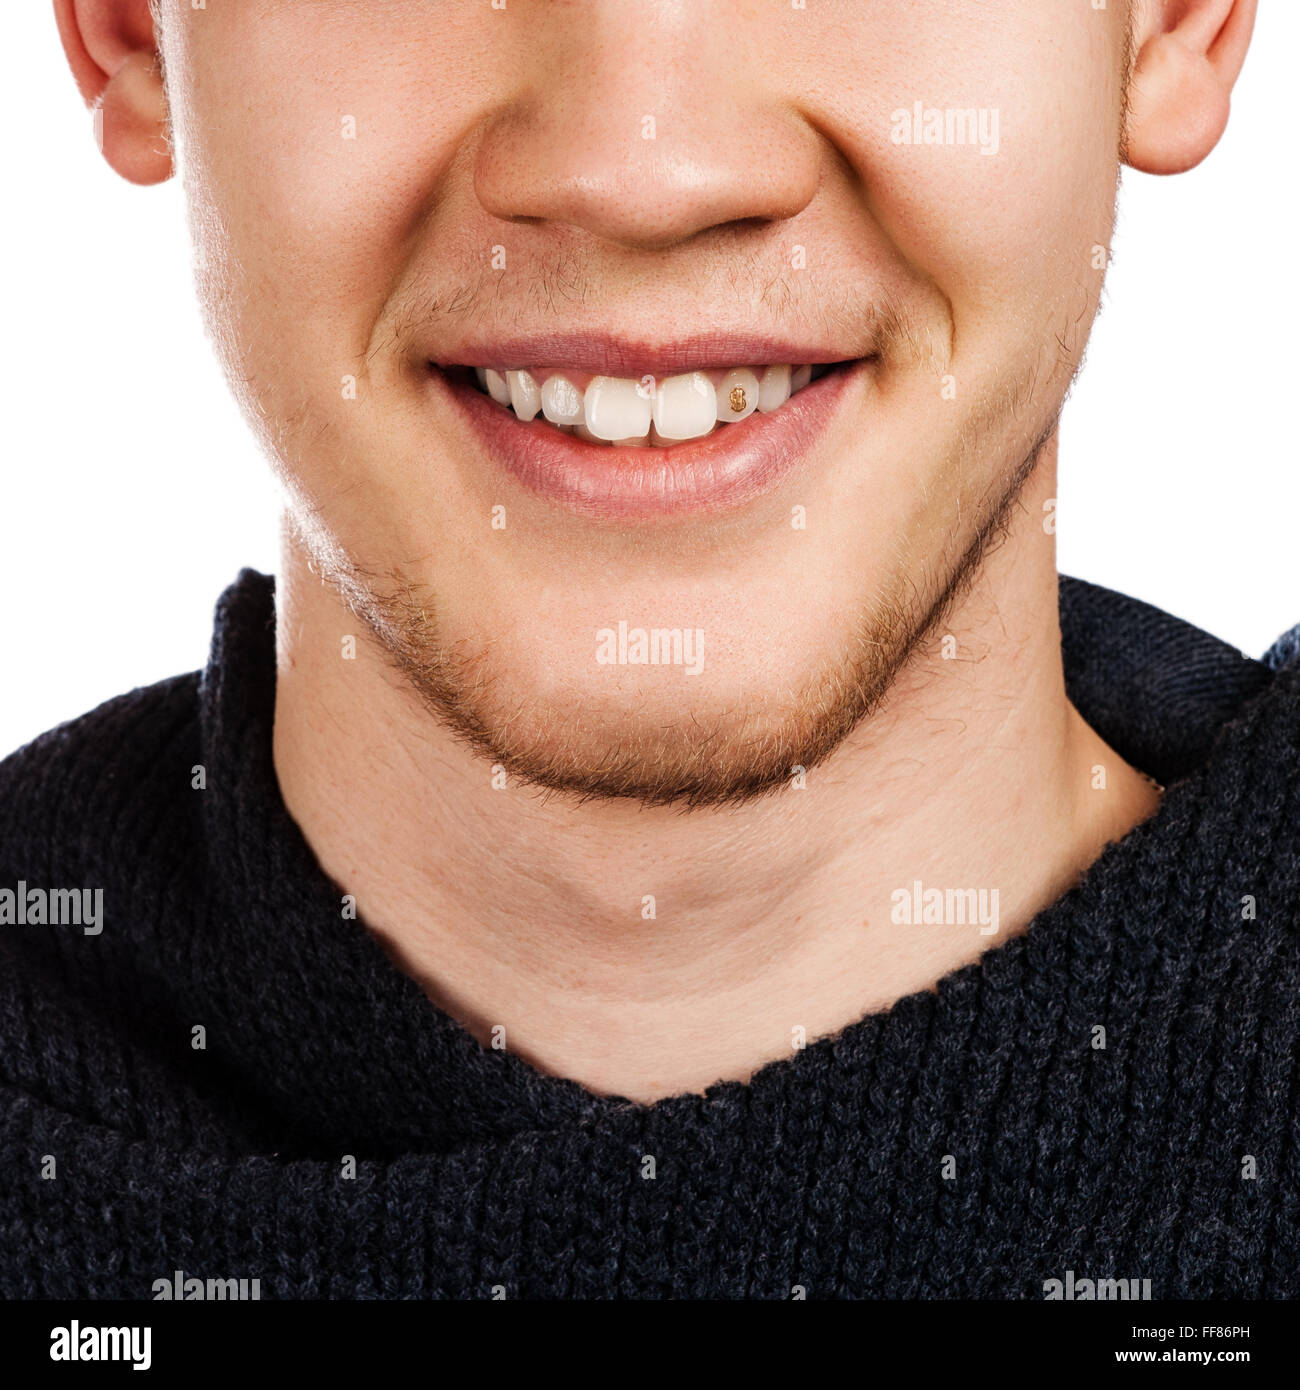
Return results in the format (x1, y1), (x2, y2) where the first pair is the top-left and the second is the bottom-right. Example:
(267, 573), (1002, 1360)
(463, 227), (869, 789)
(1, 570), (1298, 1299)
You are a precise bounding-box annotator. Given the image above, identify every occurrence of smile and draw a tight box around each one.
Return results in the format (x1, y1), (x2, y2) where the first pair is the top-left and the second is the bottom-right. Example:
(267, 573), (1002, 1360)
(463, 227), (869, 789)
(466, 363), (830, 445)
(431, 341), (870, 519)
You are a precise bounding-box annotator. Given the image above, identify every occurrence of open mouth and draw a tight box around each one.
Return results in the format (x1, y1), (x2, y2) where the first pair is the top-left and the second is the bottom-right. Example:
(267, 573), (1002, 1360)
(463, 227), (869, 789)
(430, 345), (870, 518)
(447, 361), (847, 447)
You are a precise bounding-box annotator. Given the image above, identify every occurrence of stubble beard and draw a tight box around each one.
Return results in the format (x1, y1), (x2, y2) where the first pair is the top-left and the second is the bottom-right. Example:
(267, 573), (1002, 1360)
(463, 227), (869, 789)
(309, 418), (1052, 813)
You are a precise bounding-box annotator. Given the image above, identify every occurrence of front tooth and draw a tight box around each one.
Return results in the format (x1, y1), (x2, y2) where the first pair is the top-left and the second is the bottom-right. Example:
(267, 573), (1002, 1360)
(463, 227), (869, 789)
(540, 375), (584, 425)
(484, 369), (512, 406)
(653, 372), (716, 441)
(791, 364), (812, 392)
(757, 365), (791, 413)
(475, 367), (489, 391)
(507, 369), (542, 420)
(716, 368), (760, 423)
(585, 376), (652, 441)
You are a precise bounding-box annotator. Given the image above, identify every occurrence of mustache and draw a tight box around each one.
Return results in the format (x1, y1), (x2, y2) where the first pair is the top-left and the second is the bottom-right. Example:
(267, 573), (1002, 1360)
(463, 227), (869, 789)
(377, 242), (948, 374)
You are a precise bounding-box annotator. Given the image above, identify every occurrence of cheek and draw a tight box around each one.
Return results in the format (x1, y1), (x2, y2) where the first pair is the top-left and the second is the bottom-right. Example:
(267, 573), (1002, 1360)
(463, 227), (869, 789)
(805, 2), (1123, 356)
(175, 8), (495, 375)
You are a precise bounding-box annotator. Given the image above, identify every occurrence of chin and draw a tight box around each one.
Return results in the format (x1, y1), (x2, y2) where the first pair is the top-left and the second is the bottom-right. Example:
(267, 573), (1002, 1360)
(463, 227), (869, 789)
(362, 603), (907, 809)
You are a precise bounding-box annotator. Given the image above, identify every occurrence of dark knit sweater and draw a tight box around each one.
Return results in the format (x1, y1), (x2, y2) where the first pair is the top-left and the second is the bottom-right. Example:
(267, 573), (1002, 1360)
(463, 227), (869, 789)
(2, 569), (1299, 1300)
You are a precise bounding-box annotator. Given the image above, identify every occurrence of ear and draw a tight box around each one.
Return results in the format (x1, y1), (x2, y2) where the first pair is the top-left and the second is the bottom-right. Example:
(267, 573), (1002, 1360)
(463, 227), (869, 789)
(53, 0), (171, 185)
(1124, 0), (1257, 174)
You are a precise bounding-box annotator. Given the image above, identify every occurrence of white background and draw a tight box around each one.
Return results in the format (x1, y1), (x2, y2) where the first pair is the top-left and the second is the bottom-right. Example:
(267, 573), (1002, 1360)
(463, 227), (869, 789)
(2, 4), (1296, 759)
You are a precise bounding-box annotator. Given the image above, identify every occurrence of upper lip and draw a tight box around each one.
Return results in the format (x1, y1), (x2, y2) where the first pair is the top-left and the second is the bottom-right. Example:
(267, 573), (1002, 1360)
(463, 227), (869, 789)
(425, 330), (871, 378)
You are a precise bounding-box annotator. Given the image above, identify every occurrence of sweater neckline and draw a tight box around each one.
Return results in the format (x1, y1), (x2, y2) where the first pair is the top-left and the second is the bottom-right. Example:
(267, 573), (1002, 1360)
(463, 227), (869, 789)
(194, 569), (1279, 1154)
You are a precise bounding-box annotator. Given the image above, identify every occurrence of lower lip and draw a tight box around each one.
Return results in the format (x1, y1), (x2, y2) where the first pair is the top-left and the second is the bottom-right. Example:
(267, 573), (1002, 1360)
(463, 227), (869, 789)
(435, 362), (867, 519)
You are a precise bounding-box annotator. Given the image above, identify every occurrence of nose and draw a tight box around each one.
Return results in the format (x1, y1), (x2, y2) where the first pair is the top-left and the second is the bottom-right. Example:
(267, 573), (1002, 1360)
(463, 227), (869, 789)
(473, 3), (821, 251)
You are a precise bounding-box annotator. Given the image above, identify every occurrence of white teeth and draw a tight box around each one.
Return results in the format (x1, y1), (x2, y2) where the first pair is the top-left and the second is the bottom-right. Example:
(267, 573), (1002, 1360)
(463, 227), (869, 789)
(716, 368), (760, 423)
(475, 362), (825, 443)
(540, 375), (584, 425)
(653, 372), (716, 441)
(484, 368), (512, 406)
(507, 369), (541, 421)
(757, 364), (791, 413)
(585, 375), (653, 442)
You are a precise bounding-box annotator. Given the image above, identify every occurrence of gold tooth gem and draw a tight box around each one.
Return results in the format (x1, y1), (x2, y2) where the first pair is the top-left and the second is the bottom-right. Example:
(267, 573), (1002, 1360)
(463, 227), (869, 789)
(729, 385), (747, 413)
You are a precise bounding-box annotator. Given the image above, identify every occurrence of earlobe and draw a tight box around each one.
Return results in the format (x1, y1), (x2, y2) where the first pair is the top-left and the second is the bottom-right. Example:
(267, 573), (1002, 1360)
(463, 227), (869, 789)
(1122, 0), (1257, 176)
(53, 0), (172, 185)
(97, 49), (172, 185)
(1124, 33), (1230, 175)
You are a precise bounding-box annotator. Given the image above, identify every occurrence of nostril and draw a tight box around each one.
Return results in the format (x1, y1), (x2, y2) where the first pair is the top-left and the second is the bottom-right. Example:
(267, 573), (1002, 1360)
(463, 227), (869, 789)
(473, 98), (821, 253)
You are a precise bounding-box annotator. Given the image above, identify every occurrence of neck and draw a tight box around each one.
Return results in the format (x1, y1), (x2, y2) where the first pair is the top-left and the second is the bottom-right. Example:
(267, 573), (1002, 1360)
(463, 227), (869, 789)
(272, 450), (1159, 1102)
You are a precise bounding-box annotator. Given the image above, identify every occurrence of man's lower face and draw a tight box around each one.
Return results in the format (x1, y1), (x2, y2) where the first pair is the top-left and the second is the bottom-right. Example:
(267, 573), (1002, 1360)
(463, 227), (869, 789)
(167, 0), (1126, 807)
(282, 328), (1061, 809)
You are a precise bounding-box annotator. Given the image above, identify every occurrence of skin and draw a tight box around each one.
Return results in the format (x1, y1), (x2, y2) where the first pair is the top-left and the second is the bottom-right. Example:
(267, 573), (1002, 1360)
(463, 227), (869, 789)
(58, 0), (1256, 1102)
